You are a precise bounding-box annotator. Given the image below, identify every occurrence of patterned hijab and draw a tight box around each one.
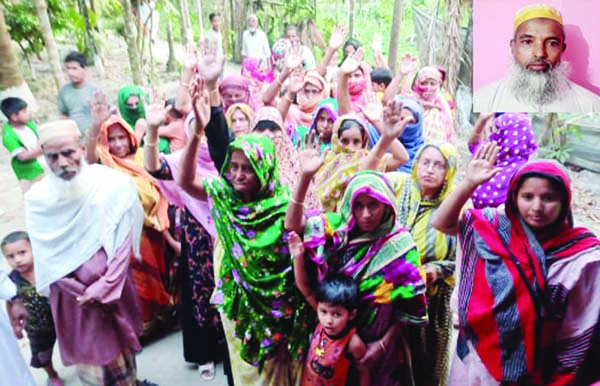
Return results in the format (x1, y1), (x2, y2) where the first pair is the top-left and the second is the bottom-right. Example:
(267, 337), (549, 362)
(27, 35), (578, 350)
(252, 107), (322, 211)
(394, 143), (463, 293)
(471, 112), (537, 209)
(314, 114), (379, 212)
(304, 171), (427, 327)
(203, 134), (310, 368)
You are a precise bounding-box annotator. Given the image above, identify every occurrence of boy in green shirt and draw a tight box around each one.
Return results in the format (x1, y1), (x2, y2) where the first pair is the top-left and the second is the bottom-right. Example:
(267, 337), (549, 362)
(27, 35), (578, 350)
(1, 97), (45, 192)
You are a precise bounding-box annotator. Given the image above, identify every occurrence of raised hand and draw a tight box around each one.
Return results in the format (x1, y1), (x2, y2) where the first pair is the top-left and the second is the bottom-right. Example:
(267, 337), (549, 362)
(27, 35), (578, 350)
(466, 142), (501, 188)
(382, 99), (402, 127)
(371, 33), (382, 53)
(285, 45), (304, 72)
(340, 47), (363, 75)
(145, 102), (171, 129)
(299, 132), (326, 176)
(89, 90), (114, 131)
(287, 231), (305, 260)
(197, 39), (226, 84)
(183, 43), (199, 71)
(328, 25), (347, 51)
(190, 78), (210, 135)
(359, 92), (384, 123)
(398, 53), (418, 76)
(287, 69), (305, 95)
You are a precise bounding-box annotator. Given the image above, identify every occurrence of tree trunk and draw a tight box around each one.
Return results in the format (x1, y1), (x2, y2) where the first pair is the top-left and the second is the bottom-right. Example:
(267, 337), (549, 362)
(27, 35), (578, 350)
(178, 0), (194, 46)
(439, 0), (465, 94)
(119, 0), (144, 85)
(34, 0), (65, 91)
(232, 0), (248, 63)
(387, 0), (404, 73)
(221, 0), (230, 59)
(348, 0), (355, 38)
(0, 6), (38, 112)
(166, 15), (177, 72)
(77, 0), (98, 65)
(196, 0), (205, 40)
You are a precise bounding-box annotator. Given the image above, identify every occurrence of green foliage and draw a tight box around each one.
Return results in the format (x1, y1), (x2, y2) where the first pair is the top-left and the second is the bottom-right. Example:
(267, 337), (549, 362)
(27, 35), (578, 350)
(1, 0), (70, 56)
(545, 124), (583, 164)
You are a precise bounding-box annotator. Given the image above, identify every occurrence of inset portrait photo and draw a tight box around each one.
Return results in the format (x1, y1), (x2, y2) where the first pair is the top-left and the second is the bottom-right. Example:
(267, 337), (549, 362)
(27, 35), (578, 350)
(473, 0), (600, 112)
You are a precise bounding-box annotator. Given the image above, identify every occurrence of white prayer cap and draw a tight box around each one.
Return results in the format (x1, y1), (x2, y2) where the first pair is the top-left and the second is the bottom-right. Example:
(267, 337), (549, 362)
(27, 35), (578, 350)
(38, 119), (81, 145)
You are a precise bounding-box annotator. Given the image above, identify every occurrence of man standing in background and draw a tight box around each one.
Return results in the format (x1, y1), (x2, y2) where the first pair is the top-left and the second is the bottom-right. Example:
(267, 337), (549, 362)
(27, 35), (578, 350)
(57, 52), (97, 136)
(207, 13), (224, 61)
(241, 14), (271, 62)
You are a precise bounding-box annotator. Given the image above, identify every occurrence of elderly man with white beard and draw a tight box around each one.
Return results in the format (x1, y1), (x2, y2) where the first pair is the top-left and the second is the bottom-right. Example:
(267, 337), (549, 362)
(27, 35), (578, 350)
(474, 4), (600, 112)
(24, 120), (152, 385)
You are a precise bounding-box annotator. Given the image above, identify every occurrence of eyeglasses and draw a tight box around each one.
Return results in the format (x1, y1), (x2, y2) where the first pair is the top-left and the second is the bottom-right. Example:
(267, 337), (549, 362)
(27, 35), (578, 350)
(418, 158), (447, 171)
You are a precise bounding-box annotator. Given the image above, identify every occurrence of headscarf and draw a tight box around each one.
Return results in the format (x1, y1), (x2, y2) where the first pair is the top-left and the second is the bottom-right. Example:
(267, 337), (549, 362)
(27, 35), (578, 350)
(314, 114), (382, 212)
(97, 116), (169, 231)
(158, 113), (219, 239)
(117, 84), (146, 129)
(393, 143), (463, 294)
(252, 107), (321, 210)
(203, 134), (310, 368)
(396, 96), (425, 173)
(348, 62), (372, 109)
(471, 112), (537, 209)
(458, 160), (600, 383)
(309, 98), (339, 152)
(411, 66), (456, 143)
(304, 171), (427, 326)
(219, 75), (251, 111)
(241, 57), (275, 83)
(225, 103), (254, 134)
(287, 71), (330, 139)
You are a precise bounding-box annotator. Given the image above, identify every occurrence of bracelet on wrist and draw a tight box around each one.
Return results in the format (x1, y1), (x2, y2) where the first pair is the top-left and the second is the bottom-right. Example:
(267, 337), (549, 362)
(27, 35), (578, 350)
(290, 197), (304, 206)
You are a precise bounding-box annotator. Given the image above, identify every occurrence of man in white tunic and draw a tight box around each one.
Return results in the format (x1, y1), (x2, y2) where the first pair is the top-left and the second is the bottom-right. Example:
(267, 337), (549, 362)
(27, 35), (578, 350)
(241, 14), (271, 62)
(474, 4), (600, 112)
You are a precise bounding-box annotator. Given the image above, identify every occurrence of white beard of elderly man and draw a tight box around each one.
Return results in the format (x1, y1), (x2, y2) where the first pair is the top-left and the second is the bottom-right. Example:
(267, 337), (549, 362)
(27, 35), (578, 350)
(24, 120), (153, 386)
(474, 3), (600, 113)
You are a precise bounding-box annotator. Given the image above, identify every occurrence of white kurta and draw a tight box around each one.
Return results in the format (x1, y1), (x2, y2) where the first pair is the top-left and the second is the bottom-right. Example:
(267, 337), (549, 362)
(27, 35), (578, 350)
(0, 269), (36, 386)
(474, 76), (600, 112)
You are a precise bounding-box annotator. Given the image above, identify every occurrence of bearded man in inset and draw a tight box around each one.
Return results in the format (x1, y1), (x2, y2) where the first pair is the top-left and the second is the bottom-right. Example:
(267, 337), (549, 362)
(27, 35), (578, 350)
(474, 4), (600, 112)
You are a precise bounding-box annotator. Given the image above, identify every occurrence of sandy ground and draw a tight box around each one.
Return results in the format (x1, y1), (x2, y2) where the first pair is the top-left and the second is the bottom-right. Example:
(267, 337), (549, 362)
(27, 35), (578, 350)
(2, 35), (600, 386)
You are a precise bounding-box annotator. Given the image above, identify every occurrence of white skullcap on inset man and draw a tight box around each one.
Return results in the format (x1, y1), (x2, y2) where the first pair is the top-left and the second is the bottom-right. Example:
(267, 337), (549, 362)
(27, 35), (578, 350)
(38, 119), (81, 145)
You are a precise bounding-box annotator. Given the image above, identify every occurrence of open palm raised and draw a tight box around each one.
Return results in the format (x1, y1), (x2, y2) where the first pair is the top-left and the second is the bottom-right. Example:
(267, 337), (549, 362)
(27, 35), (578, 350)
(467, 142), (501, 187)
(299, 132), (326, 176)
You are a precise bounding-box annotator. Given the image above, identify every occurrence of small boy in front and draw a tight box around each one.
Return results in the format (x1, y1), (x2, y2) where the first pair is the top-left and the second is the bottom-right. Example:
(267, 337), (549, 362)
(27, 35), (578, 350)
(2, 231), (62, 386)
(289, 232), (369, 386)
(1, 97), (45, 192)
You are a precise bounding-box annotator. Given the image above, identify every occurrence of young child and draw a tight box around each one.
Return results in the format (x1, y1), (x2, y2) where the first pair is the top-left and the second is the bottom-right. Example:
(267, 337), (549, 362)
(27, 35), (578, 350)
(158, 98), (186, 153)
(370, 67), (393, 99)
(1, 97), (45, 192)
(2, 231), (63, 386)
(288, 232), (369, 386)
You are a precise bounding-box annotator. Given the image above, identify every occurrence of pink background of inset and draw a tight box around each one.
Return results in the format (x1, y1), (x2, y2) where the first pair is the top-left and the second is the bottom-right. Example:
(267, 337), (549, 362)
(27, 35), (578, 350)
(473, 0), (600, 95)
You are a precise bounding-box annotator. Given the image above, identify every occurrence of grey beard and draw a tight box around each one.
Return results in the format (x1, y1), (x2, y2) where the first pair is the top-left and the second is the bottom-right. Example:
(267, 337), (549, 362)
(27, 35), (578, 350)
(507, 61), (571, 106)
(47, 160), (93, 201)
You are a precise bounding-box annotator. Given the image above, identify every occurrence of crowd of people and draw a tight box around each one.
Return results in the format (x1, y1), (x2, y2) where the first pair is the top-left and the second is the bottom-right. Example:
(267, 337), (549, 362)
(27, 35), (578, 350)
(1, 4), (600, 386)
